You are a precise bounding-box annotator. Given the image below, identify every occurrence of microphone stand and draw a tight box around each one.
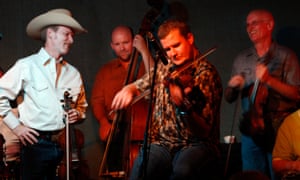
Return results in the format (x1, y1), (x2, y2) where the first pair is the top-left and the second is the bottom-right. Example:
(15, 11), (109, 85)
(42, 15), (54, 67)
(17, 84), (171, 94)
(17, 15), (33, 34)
(138, 50), (160, 180)
(223, 89), (241, 178)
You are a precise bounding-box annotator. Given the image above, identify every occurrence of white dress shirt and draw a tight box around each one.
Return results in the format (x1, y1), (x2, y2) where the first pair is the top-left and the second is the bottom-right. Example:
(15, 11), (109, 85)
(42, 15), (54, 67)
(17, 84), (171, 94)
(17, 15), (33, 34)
(0, 48), (88, 131)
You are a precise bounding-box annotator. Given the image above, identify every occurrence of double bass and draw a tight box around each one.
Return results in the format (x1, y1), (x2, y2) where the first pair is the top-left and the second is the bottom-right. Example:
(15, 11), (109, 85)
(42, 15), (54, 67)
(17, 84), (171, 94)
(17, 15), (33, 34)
(98, 38), (149, 179)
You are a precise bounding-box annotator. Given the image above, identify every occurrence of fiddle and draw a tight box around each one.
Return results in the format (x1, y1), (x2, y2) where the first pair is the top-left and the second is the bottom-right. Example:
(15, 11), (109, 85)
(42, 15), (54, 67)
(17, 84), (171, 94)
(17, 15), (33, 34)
(58, 91), (89, 180)
(126, 47), (218, 107)
(167, 47), (217, 81)
(240, 79), (268, 136)
(240, 62), (270, 136)
(250, 79), (268, 131)
(164, 47), (217, 87)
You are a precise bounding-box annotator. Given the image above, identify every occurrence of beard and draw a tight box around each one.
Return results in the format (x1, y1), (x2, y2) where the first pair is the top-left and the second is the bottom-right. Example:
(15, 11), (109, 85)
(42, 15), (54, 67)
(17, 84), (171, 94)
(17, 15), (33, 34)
(118, 52), (131, 62)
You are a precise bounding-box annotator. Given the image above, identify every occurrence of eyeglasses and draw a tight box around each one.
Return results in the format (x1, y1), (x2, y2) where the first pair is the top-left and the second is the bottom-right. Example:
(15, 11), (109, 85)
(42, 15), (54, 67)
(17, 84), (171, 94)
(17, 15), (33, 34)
(246, 20), (269, 27)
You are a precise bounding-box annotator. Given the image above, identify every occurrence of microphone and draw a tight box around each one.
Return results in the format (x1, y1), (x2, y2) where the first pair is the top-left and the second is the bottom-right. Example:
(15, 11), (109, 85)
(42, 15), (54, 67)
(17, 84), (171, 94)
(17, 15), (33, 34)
(146, 31), (168, 65)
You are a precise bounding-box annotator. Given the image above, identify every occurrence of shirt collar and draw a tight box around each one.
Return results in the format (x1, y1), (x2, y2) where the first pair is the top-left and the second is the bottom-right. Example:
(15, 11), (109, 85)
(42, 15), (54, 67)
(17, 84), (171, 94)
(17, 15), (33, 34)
(38, 48), (64, 66)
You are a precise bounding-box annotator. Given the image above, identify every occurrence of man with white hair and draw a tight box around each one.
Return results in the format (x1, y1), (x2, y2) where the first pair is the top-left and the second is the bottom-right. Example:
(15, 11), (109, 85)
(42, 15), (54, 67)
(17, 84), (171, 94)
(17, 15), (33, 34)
(0, 8), (88, 179)
(225, 9), (300, 180)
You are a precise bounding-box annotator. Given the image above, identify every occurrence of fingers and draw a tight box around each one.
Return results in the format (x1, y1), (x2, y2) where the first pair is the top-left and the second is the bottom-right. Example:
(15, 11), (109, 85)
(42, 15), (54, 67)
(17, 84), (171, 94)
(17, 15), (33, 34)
(111, 93), (130, 110)
(67, 109), (80, 124)
(169, 83), (184, 106)
(133, 35), (146, 51)
(111, 86), (134, 110)
(19, 136), (27, 146)
(256, 64), (268, 82)
(228, 75), (245, 89)
(24, 131), (38, 145)
(111, 93), (120, 110)
(19, 128), (39, 145)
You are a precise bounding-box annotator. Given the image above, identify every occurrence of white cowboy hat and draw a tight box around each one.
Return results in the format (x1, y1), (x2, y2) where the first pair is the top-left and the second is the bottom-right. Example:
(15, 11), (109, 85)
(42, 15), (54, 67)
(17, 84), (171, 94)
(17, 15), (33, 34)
(26, 8), (87, 40)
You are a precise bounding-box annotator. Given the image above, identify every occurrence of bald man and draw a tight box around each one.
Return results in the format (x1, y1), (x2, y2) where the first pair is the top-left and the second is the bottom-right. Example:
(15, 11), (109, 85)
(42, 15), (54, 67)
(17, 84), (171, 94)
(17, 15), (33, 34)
(225, 9), (300, 180)
(91, 25), (153, 176)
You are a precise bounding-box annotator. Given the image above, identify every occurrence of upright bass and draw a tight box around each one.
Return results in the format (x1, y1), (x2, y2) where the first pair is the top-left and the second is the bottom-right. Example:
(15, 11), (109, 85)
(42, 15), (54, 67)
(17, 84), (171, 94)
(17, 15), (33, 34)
(98, 36), (149, 179)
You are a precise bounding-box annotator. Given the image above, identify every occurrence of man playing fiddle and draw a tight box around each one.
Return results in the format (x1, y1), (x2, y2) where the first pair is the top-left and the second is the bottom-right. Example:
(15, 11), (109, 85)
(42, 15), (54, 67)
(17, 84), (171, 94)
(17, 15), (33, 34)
(225, 9), (300, 180)
(111, 18), (223, 180)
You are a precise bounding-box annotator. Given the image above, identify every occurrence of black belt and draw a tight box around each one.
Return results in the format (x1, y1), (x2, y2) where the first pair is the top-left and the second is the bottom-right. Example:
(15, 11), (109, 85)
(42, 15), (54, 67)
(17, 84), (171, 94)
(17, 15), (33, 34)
(35, 129), (63, 142)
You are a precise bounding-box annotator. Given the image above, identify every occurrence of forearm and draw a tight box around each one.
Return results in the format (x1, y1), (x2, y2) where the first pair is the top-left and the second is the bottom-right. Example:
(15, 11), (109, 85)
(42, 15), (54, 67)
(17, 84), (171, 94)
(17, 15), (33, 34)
(140, 49), (154, 72)
(75, 85), (88, 120)
(266, 76), (300, 101)
(273, 159), (300, 174)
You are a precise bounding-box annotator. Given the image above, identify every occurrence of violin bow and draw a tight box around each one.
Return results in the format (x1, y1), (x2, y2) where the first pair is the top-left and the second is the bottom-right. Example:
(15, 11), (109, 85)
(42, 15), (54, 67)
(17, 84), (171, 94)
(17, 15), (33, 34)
(170, 46), (217, 79)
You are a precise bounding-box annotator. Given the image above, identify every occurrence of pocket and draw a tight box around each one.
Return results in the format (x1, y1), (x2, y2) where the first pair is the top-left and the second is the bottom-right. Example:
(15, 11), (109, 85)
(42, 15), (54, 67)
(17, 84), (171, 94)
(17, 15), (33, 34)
(32, 82), (48, 92)
(30, 82), (50, 108)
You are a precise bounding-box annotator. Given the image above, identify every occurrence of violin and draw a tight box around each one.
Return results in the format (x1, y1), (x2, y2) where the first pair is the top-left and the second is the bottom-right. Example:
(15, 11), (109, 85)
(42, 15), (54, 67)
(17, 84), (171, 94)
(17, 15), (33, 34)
(240, 62), (270, 137)
(57, 91), (89, 180)
(164, 47), (217, 87)
(240, 80), (268, 136)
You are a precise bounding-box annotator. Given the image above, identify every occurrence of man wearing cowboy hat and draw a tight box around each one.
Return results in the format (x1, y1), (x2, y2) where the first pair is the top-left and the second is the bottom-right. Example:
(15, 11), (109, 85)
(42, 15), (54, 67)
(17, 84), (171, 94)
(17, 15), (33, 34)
(0, 8), (88, 179)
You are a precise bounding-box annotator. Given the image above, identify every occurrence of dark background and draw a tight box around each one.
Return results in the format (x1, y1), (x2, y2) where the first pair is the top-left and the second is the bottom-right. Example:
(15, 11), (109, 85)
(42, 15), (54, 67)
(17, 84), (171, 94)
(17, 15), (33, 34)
(0, 0), (299, 179)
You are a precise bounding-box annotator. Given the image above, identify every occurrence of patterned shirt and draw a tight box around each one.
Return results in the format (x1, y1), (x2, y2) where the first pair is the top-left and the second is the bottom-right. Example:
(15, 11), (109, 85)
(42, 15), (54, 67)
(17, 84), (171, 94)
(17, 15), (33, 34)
(134, 51), (223, 153)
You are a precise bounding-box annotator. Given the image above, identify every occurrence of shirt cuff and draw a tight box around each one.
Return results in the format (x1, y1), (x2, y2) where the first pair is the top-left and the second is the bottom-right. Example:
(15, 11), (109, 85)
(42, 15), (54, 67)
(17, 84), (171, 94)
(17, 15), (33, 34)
(3, 111), (20, 129)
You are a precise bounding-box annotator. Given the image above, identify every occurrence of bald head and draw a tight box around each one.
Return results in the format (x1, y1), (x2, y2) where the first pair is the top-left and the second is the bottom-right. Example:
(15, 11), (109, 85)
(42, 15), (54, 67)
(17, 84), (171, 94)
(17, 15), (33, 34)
(110, 25), (135, 62)
(247, 9), (274, 28)
(246, 9), (275, 46)
(111, 25), (134, 42)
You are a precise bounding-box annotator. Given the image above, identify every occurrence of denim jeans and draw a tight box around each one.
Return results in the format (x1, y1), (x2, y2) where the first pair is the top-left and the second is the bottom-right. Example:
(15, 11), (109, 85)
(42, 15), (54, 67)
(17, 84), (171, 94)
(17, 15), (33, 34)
(130, 143), (221, 180)
(241, 134), (275, 180)
(20, 137), (63, 180)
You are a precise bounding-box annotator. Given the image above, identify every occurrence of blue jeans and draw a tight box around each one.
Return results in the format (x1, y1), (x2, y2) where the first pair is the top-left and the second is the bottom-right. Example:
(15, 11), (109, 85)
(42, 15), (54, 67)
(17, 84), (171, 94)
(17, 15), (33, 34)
(20, 137), (63, 180)
(130, 143), (221, 180)
(241, 134), (275, 180)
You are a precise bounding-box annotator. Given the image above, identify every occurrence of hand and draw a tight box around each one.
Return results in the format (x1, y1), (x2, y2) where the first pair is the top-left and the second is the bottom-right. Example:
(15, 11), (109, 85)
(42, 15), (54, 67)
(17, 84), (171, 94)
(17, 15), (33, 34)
(12, 124), (39, 146)
(256, 64), (269, 83)
(66, 109), (80, 124)
(228, 74), (245, 89)
(169, 83), (184, 106)
(133, 34), (154, 70)
(111, 84), (137, 110)
(133, 34), (147, 53)
(169, 82), (192, 107)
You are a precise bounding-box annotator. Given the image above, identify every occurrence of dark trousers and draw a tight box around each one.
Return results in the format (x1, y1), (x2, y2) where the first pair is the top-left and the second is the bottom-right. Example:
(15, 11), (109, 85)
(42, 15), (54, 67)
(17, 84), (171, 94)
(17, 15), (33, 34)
(130, 143), (222, 180)
(21, 137), (63, 180)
